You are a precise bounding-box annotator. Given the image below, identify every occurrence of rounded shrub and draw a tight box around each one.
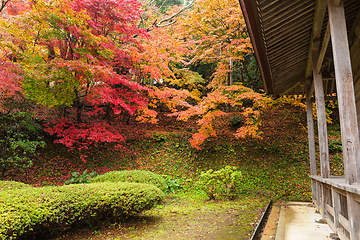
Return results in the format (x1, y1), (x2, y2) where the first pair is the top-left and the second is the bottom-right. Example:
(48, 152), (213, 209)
(197, 166), (243, 200)
(90, 170), (167, 192)
(0, 182), (164, 239)
(0, 181), (33, 191)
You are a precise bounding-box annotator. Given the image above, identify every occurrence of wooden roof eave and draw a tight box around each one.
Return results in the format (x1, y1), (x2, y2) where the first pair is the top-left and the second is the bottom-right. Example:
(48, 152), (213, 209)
(238, 0), (274, 95)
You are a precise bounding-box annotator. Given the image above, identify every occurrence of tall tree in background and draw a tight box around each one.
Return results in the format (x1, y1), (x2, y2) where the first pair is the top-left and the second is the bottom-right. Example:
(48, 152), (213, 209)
(0, 0), (31, 113)
(131, 0), (269, 150)
(132, 3), (204, 125)
(177, 0), (253, 88)
(2, 0), (150, 157)
(162, 0), (269, 149)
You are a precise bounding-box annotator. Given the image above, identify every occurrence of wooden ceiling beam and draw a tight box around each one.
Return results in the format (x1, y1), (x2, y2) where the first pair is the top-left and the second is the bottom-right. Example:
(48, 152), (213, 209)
(266, 21), (312, 46)
(272, 62), (305, 76)
(260, 0), (281, 12)
(269, 43), (308, 63)
(349, 8), (360, 46)
(305, 0), (327, 78)
(262, 0), (298, 17)
(264, 7), (314, 36)
(279, 82), (301, 96)
(262, 2), (311, 28)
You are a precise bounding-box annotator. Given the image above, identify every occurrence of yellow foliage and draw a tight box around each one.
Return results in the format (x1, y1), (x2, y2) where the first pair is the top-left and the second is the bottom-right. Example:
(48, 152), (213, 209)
(312, 102), (333, 124)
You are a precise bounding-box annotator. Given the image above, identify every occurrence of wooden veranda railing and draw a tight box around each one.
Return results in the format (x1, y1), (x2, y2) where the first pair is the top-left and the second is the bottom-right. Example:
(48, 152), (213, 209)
(311, 175), (360, 240)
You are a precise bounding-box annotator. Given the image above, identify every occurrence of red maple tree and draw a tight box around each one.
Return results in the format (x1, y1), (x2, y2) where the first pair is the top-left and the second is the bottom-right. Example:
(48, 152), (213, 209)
(2, 0), (151, 158)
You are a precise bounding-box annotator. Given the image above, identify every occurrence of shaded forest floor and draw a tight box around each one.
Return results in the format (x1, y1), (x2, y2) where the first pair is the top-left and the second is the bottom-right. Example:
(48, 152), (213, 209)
(4, 104), (343, 239)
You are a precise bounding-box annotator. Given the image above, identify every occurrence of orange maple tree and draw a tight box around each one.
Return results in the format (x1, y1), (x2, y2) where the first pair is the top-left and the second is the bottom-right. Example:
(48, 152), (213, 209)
(128, 0), (269, 150)
(148, 0), (270, 149)
(177, 0), (253, 87)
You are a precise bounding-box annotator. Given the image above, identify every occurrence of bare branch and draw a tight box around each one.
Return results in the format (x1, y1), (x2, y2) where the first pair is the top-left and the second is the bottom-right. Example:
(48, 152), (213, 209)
(138, 14), (145, 28)
(0, 0), (11, 14)
(155, 0), (194, 28)
(156, 20), (177, 28)
(147, 0), (157, 7)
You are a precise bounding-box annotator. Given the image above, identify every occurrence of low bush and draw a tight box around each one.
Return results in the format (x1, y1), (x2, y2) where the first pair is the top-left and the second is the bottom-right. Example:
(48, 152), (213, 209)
(164, 176), (183, 194)
(0, 182), (164, 239)
(0, 181), (33, 191)
(0, 112), (46, 180)
(90, 170), (167, 192)
(64, 169), (97, 185)
(197, 166), (242, 200)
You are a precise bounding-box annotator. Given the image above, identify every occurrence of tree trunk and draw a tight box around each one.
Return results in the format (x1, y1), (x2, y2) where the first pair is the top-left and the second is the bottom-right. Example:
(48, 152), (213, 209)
(105, 104), (114, 122)
(76, 106), (82, 123)
(229, 58), (233, 86)
(1, 166), (5, 180)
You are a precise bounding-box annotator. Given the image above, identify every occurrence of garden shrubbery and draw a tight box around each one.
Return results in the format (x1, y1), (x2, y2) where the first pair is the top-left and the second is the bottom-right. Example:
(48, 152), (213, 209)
(64, 169), (97, 185)
(0, 112), (46, 180)
(197, 166), (243, 200)
(0, 182), (164, 239)
(90, 170), (167, 192)
(0, 181), (33, 191)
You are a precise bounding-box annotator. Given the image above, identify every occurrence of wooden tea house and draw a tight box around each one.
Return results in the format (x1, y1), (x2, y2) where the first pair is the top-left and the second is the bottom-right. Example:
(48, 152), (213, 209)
(239, 0), (360, 239)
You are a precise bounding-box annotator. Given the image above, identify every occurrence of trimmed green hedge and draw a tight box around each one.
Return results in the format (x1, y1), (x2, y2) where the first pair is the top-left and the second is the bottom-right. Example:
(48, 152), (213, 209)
(0, 182), (164, 239)
(90, 170), (167, 192)
(0, 181), (33, 191)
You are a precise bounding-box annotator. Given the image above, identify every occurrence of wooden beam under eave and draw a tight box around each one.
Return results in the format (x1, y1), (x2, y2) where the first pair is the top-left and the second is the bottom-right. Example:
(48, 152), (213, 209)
(305, 0), (327, 78)
(316, 21), (331, 73)
(239, 0), (274, 95)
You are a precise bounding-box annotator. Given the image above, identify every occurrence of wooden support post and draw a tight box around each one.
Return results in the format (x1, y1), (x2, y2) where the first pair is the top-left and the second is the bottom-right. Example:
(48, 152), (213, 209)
(334, 0), (341, 7)
(347, 192), (360, 240)
(313, 50), (330, 178)
(318, 182), (325, 216)
(332, 187), (340, 234)
(306, 80), (318, 203)
(312, 179), (318, 205)
(317, 181), (322, 212)
(306, 80), (317, 176)
(328, 0), (360, 185)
